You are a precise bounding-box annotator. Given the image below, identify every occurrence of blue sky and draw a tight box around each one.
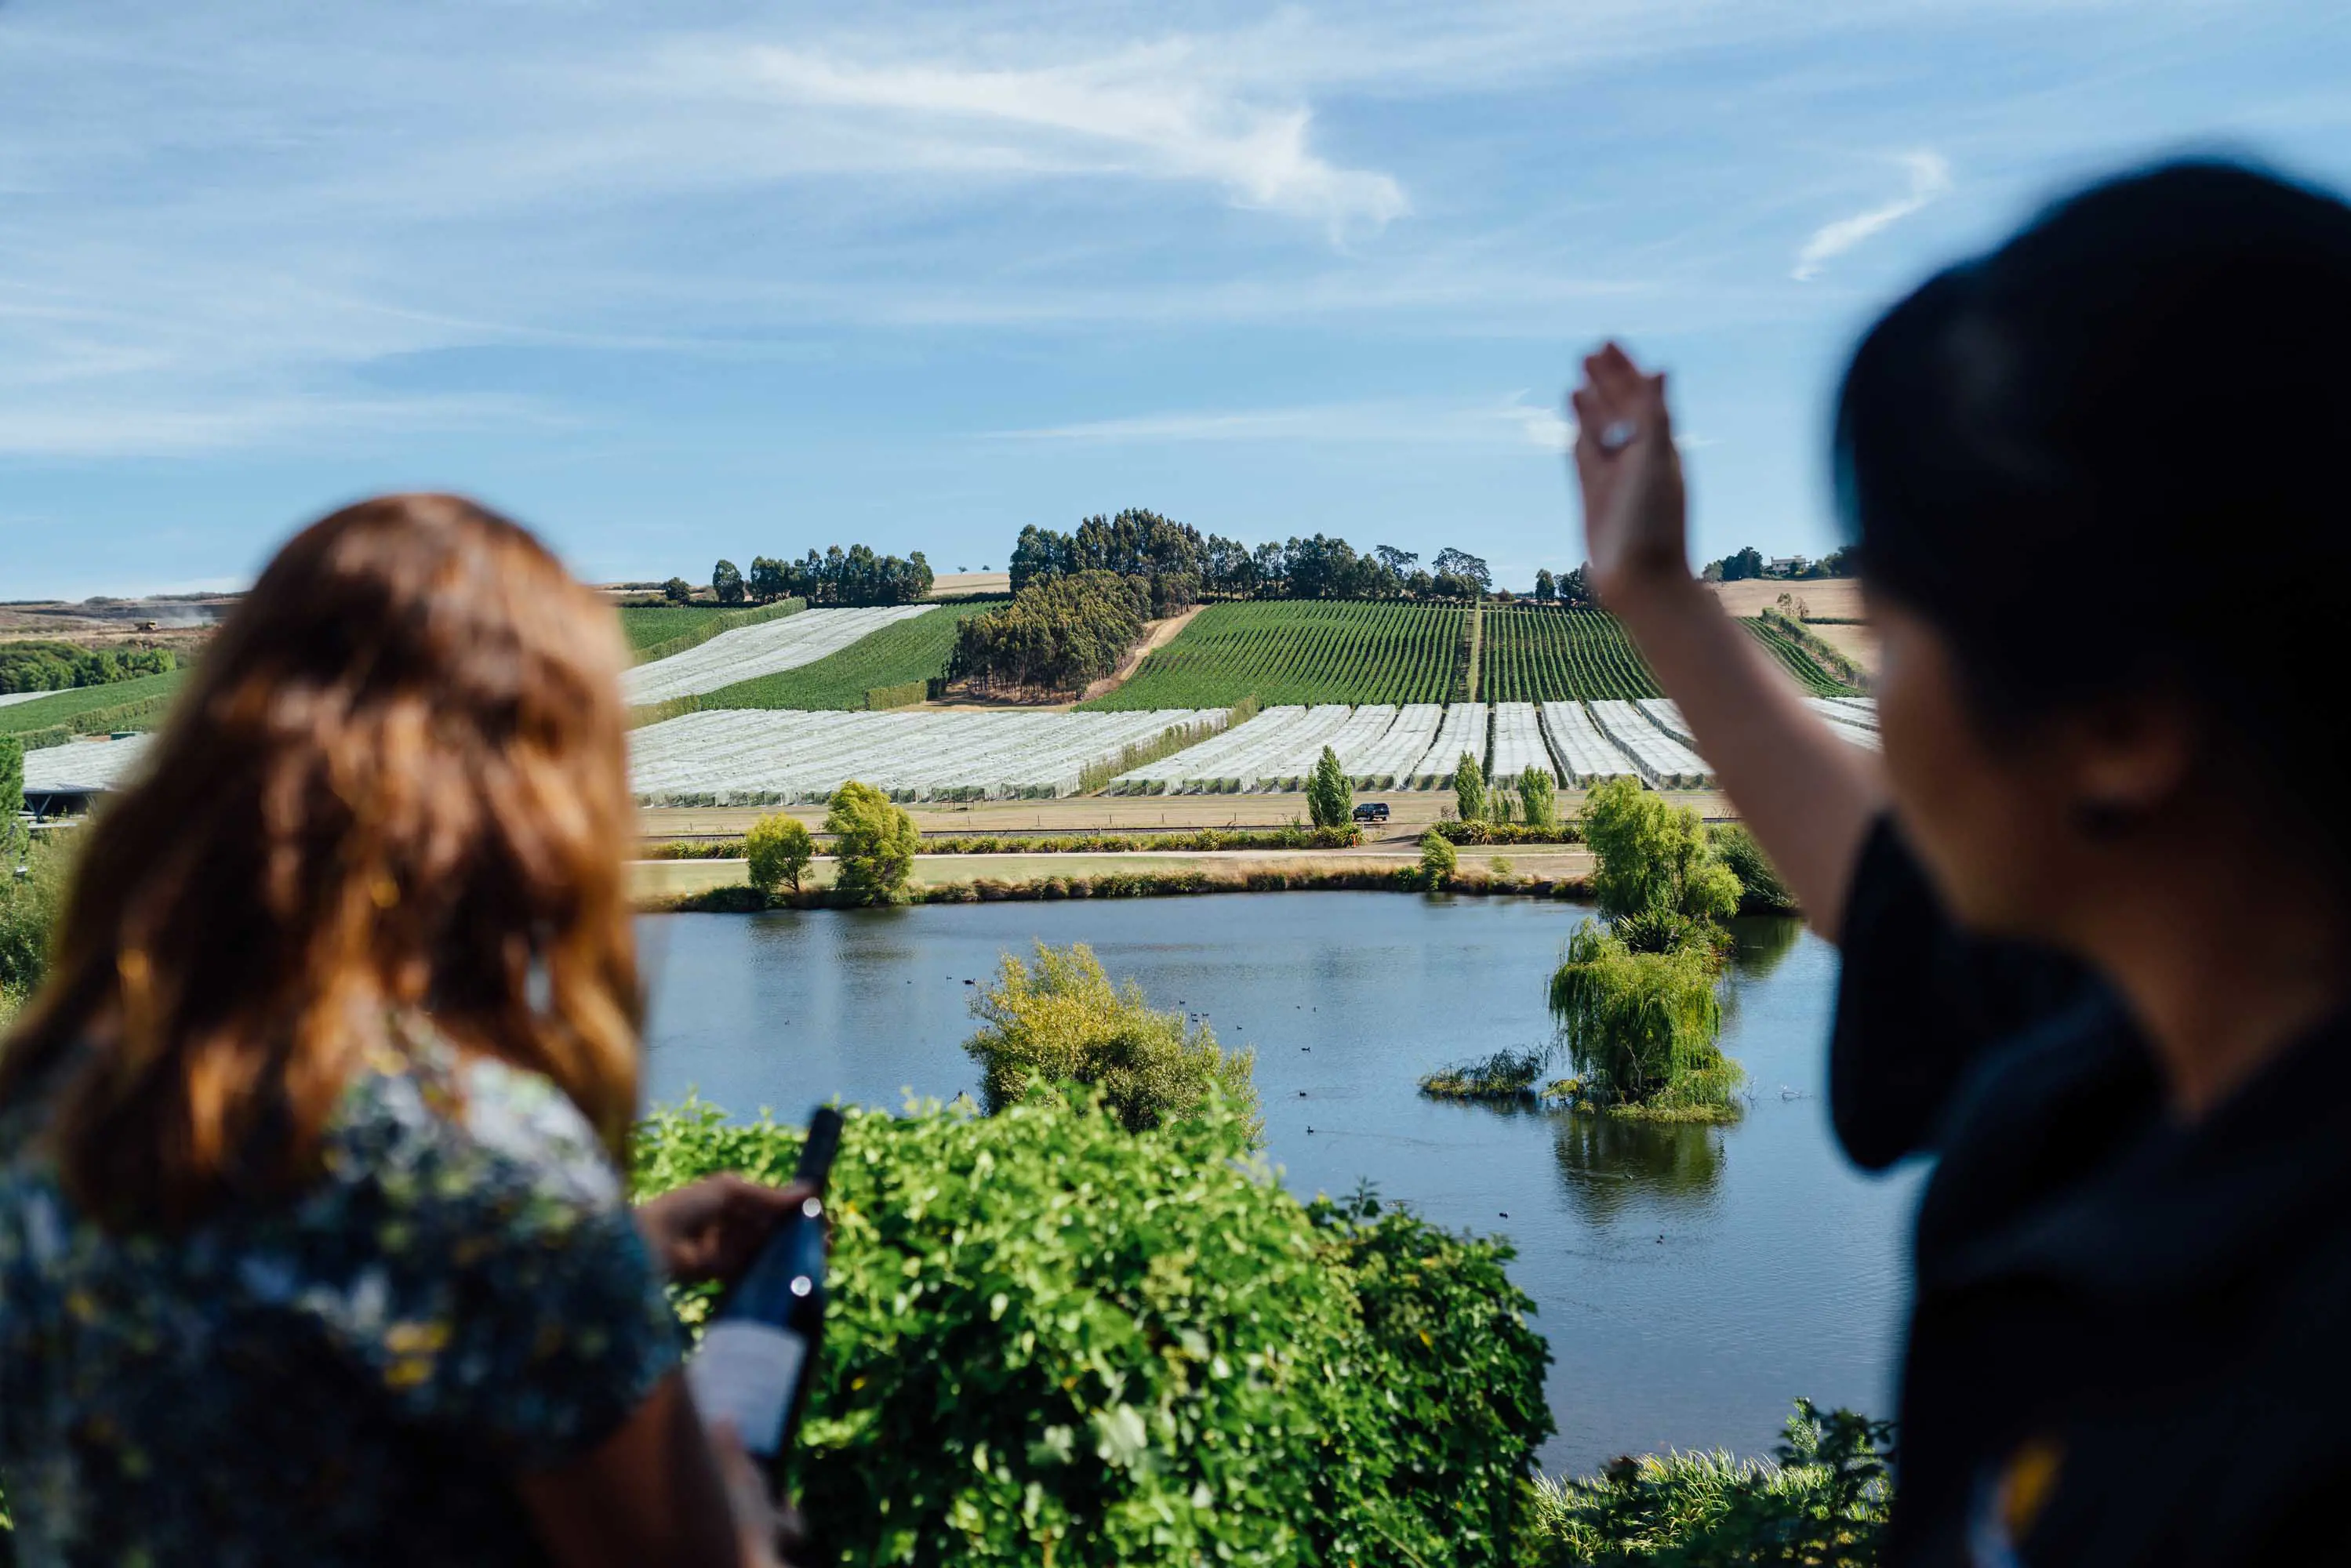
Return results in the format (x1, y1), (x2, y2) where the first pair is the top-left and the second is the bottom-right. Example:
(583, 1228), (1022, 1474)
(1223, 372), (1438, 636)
(4, 1), (2348, 598)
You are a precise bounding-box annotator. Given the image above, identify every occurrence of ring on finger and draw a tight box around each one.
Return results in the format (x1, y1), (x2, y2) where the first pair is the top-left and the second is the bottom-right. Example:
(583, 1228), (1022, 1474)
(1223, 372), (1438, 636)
(1598, 419), (1641, 452)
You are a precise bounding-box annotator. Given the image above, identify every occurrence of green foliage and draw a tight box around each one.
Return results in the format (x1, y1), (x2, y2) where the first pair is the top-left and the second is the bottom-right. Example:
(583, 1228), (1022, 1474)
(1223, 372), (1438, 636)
(823, 781), (918, 903)
(1579, 779), (1740, 925)
(1081, 600), (1464, 710)
(1306, 744), (1354, 829)
(1744, 613), (1864, 697)
(1529, 1401), (1892, 1566)
(1478, 607), (1662, 703)
(1455, 751), (1488, 823)
(965, 942), (1258, 1135)
(711, 558), (747, 605)
(0, 641), (174, 695)
(1548, 924), (1738, 1120)
(1710, 824), (1797, 916)
(776, 543), (935, 606)
(0, 835), (69, 1018)
(1419, 827), (1459, 888)
(663, 576), (694, 604)
(1433, 819), (1581, 847)
(743, 812), (816, 894)
(0, 670), (186, 739)
(1519, 767), (1560, 830)
(863, 680), (928, 710)
(0, 739), (21, 858)
(1419, 1047), (1549, 1102)
(630, 1094), (1553, 1567)
(951, 571), (1151, 695)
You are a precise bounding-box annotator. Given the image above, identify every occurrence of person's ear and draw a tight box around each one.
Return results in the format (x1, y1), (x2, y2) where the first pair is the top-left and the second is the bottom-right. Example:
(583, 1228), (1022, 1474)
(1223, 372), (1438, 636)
(2062, 691), (2198, 838)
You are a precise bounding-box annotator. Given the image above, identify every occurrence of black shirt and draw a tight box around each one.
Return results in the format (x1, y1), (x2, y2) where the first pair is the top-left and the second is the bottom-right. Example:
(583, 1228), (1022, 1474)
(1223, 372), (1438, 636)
(1835, 819), (2351, 1565)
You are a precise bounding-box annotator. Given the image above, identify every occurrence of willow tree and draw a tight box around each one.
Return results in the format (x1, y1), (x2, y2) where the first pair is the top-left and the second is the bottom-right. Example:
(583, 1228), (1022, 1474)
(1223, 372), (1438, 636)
(1548, 924), (1739, 1120)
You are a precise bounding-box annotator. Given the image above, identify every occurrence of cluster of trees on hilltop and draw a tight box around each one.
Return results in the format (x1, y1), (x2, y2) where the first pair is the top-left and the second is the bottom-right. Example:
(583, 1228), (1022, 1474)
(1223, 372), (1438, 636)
(0, 641), (176, 695)
(949, 570), (1150, 696)
(699, 546), (935, 608)
(1703, 544), (1856, 583)
(1009, 510), (1503, 604)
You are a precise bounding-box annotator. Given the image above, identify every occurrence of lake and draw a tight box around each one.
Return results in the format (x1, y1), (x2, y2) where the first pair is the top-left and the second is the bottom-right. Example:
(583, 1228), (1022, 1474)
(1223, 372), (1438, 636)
(638, 891), (1924, 1475)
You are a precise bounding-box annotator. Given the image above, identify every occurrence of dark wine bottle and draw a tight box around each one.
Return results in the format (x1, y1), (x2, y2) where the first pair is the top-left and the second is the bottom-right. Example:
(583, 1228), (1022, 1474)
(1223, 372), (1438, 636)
(687, 1106), (843, 1479)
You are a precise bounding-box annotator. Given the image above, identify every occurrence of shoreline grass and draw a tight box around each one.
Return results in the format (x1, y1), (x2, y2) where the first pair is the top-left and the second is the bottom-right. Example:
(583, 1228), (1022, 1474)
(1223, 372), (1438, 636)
(639, 862), (1593, 913)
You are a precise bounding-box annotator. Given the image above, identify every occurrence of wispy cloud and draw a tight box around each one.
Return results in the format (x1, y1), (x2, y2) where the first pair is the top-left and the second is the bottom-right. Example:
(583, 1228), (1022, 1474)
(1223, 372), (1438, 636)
(994, 393), (1575, 450)
(716, 42), (1408, 237)
(1791, 151), (1953, 281)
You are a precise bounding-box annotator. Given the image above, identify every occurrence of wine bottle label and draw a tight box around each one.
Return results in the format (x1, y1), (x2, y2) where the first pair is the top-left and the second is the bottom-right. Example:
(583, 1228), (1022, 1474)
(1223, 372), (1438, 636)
(689, 1321), (808, 1455)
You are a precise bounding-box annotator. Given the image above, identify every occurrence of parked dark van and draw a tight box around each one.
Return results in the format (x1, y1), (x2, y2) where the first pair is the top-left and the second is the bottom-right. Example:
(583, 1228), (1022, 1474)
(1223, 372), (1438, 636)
(1352, 801), (1390, 822)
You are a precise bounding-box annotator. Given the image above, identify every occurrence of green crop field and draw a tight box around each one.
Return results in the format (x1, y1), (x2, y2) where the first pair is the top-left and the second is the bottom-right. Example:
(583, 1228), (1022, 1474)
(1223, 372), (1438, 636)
(0, 670), (187, 738)
(1742, 619), (1863, 695)
(618, 604), (728, 650)
(1080, 601), (1464, 710)
(1478, 606), (1661, 702)
(681, 599), (1005, 711)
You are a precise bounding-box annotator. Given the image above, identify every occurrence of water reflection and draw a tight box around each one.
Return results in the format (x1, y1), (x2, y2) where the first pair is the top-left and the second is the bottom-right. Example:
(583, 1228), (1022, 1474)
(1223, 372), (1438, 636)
(1550, 1109), (1727, 1222)
(1727, 915), (1804, 979)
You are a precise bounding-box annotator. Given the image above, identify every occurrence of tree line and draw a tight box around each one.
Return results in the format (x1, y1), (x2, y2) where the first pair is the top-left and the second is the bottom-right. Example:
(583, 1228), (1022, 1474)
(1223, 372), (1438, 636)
(0, 642), (176, 695)
(1702, 544), (1856, 583)
(948, 570), (1150, 696)
(1012, 509), (1541, 605)
(679, 545), (936, 608)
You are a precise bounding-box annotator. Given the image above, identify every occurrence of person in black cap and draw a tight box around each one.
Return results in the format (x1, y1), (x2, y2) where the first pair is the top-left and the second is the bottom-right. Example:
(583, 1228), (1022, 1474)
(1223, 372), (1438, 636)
(1572, 159), (2351, 1565)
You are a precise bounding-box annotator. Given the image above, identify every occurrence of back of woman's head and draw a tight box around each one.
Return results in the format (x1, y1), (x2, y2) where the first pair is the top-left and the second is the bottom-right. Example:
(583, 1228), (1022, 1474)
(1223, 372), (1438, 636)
(1837, 159), (2351, 845)
(1, 495), (640, 1229)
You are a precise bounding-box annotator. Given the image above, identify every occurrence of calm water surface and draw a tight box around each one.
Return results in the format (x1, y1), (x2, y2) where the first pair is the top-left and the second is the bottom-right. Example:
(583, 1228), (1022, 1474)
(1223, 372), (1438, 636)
(638, 892), (1924, 1473)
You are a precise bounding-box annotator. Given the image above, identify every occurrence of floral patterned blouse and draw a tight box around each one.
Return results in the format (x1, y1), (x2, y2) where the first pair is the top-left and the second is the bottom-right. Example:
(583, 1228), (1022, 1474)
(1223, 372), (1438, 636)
(0, 1029), (681, 1566)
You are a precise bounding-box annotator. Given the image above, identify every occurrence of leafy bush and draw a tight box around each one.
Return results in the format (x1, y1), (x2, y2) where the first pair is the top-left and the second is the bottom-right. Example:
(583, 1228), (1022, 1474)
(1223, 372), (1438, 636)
(950, 570), (1150, 695)
(1548, 924), (1738, 1121)
(0, 836), (68, 1018)
(630, 1093), (1553, 1567)
(1519, 767), (1560, 829)
(1306, 744), (1354, 829)
(1419, 827), (1459, 888)
(1419, 1047), (1550, 1102)
(823, 781), (918, 903)
(1455, 750), (1488, 822)
(0, 641), (174, 695)
(1710, 824), (1797, 916)
(965, 942), (1257, 1134)
(743, 812), (816, 894)
(0, 739), (21, 859)
(1433, 821), (1581, 847)
(1579, 779), (1739, 924)
(1528, 1400), (1891, 1566)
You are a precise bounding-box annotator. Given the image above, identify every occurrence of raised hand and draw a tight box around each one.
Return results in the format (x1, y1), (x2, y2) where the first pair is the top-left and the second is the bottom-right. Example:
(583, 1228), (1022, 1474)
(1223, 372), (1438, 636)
(1570, 343), (1688, 602)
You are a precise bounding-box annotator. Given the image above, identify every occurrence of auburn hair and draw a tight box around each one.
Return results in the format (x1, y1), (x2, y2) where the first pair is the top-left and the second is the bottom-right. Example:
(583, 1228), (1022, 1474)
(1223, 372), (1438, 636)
(0, 495), (643, 1229)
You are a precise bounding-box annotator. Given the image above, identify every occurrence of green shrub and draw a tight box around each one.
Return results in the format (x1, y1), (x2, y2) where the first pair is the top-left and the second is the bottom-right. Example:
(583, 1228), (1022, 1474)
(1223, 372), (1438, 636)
(823, 780), (918, 903)
(0, 835), (68, 1015)
(1434, 821), (1581, 848)
(630, 1093), (1553, 1567)
(1548, 924), (1738, 1121)
(743, 812), (816, 894)
(1455, 750), (1488, 822)
(1579, 779), (1739, 924)
(1528, 1400), (1891, 1566)
(1419, 827), (1459, 888)
(965, 942), (1257, 1134)
(1306, 744), (1354, 829)
(1710, 823), (1797, 916)
(0, 739), (21, 859)
(1419, 1047), (1549, 1102)
(1519, 767), (1560, 830)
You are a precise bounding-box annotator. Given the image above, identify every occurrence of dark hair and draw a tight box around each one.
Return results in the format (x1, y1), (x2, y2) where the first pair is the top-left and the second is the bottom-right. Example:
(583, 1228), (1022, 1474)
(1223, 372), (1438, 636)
(1837, 158), (2351, 822)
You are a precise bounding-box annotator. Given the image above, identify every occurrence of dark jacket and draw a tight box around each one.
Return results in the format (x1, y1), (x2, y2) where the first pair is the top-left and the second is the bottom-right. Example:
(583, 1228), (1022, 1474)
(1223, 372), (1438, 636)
(1836, 819), (2351, 1566)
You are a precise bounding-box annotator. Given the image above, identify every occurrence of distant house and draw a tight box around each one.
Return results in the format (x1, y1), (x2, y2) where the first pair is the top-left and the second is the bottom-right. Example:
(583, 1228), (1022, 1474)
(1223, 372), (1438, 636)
(1766, 556), (1807, 577)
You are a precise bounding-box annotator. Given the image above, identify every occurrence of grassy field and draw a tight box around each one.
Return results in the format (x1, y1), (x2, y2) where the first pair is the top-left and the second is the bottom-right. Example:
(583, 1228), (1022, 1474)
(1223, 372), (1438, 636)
(673, 598), (1003, 711)
(618, 604), (731, 650)
(1479, 605), (1662, 702)
(1741, 619), (1863, 695)
(0, 669), (187, 736)
(1079, 601), (1465, 710)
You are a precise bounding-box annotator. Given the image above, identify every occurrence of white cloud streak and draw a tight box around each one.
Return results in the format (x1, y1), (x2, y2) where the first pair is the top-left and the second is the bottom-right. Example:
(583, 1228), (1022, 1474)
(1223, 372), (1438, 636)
(994, 392), (1572, 450)
(1792, 151), (1953, 281)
